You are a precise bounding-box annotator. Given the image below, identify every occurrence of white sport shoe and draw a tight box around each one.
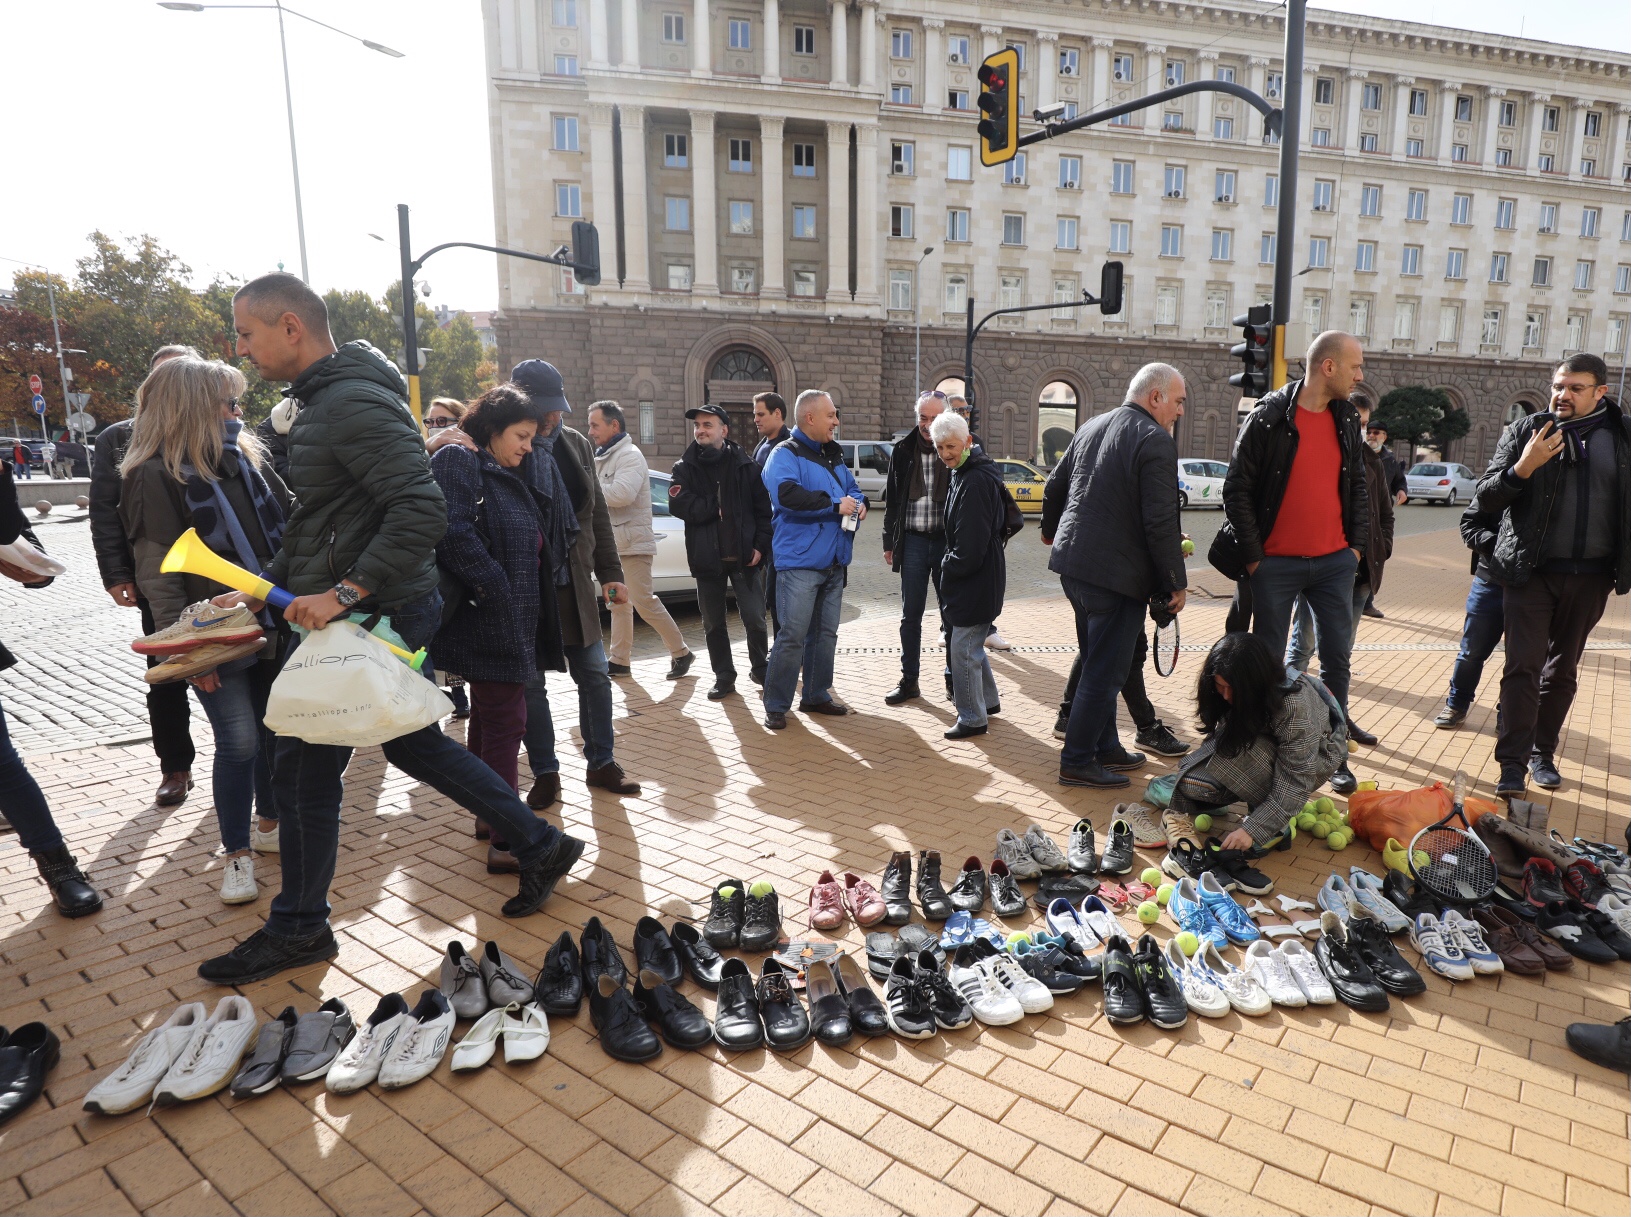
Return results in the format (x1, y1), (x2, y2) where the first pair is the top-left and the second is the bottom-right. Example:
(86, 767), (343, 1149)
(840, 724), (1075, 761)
(378, 990), (455, 1089)
(1409, 912), (1475, 981)
(1243, 941), (1307, 1007)
(1598, 893), (1631, 940)
(250, 821), (280, 853)
(1198, 942), (1272, 1016)
(948, 948), (1025, 1025)
(1440, 909), (1504, 975)
(985, 630), (1013, 651)
(1277, 940), (1336, 1004)
(1166, 940), (1229, 1018)
(153, 996), (258, 1105)
(219, 855), (257, 905)
(83, 1002), (208, 1114)
(326, 993), (411, 1094)
(451, 1005), (512, 1073)
(502, 1002), (550, 1063)
(977, 944), (1053, 1014)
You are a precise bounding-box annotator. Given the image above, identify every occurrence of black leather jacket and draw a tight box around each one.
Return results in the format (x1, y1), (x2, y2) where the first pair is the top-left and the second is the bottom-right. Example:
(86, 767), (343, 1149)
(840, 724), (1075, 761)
(90, 419), (135, 588)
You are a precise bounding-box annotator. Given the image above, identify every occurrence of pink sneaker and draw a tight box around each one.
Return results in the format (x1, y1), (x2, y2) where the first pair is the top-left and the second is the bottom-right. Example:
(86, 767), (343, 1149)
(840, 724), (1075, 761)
(843, 873), (888, 927)
(809, 871), (846, 930)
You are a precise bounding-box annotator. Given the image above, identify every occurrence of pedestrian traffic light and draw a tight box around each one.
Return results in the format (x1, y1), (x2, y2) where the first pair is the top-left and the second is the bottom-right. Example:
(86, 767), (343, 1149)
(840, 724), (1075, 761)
(1230, 304), (1273, 396)
(571, 221), (601, 287)
(977, 48), (1019, 166)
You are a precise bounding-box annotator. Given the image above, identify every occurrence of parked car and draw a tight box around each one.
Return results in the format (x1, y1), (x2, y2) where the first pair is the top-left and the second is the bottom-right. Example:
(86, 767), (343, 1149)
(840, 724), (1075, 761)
(1177, 459), (1228, 509)
(836, 439), (893, 501)
(993, 458), (1048, 514)
(646, 470), (696, 598)
(1405, 462), (1477, 506)
(0, 439), (45, 471)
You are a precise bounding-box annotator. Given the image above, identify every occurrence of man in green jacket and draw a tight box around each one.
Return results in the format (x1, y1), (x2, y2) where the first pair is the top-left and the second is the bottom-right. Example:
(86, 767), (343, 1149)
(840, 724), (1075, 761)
(198, 274), (585, 986)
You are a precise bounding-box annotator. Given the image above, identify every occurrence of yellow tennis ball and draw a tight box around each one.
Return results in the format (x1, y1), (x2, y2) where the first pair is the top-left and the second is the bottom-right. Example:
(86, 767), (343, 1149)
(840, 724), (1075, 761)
(1194, 813), (1213, 831)
(1156, 883), (1175, 906)
(1137, 901), (1161, 924)
(1357, 781), (1378, 791)
(1181, 539), (1195, 556)
(1315, 797), (1335, 814)
(1303, 800), (1318, 813)
(1412, 849), (1430, 869)
(1176, 931), (1200, 956)
(1326, 830), (1348, 851)
(1296, 812), (1316, 830)
(1311, 822), (1331, 839)
(1141, 867), (1163, 886)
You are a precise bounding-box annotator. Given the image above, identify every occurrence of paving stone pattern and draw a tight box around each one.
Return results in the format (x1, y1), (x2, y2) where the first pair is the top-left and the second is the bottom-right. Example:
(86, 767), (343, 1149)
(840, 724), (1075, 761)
(0, 527), (1627, 1216)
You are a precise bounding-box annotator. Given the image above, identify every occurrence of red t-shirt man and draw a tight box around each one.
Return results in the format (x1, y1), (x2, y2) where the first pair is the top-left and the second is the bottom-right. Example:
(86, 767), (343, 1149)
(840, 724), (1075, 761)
(1263, 405), (1348, 557)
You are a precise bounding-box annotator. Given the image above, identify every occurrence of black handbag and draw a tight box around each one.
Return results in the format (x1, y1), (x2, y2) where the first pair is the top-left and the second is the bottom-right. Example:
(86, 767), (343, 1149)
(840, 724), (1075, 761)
(1208, 520), (1246, 581)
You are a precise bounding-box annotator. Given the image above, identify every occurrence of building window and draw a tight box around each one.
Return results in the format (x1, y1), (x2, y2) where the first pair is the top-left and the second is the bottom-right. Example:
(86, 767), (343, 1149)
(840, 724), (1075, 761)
(1394, 299), (1417, 340)
(792, 142), (816, 176)
(1609, 316), (1626, 354)
(1349, 296), (1371, 337)
(553, 115), (580, 151)
(1400, 245), (1421, 276)
(1113, 53), (1133, 82)
(1498, 100), (1516, 127)
(1264, 174), (1279, 207)
(1565, 313), (1586, 349)
(1543, 106), (1560, 133)
(1404, 189), (1427, 222)
(1061, 102), (1077, 120)
(555, 184), (581, 217)
(1007, 43), (1026, 70)
(1260, 232), (1276, 264)
(791, 267), (817, 296)
(1304, 293), (1325, 331)
(1160, 224), (1182, 257)
(728, 138), (753, 172)
(1582, 156), (1599, 178)
(1206, 288), (1230, 329)
(1312, 179), (1333, 212)
(638, 401), (655, 444)
(1155, 284), (1179, 325)
(1057, 217), (1079, 250)
(890, 84), (913, 104)
(1210, 229), (1232, 261)
(552, 0), (577, 24)
(1539, 153), (1555, 172)
(944, 273), (968, 312)
(890, 29), (912, 58)
(1482, 309), (1502, 346)
(664, 132), (688, 167)
(1309, 237), (1330, 268)
(1408, 88), (1428, 117)
(1213, 117), (1234, 140)
(1361, 82), (1382, 110)
(947, 35), (969, 64)
(665, 196), (691, 231)
(1495, 198), (1515, 229)
(667, 263), (692, 290)
(1002, 214), (1025, 245)
(1355, 241), (1376, 273)
(792, 205), (817, 238)
(1359, 184), (1381, 216)
(1455, 95), (1472, 122)
(728, 18), (751, 48)
(1109, 221), (1131, 254)
(1215, 170), (1236, 202)
(1445, 249), (1466, 280)
(1314, 77), (1333, 105)
(1163, 165), (1185, 197)
(1406, 138), (1423, 158)
(1059, 156), (1082, 189)
(1539, 203), (1557, 234)
(1059, 47), (1079, 75)
(890, 141), (914, 175)
(888, 269), (913, 311)
(662, 12), (685, 42)
(1003, 153), (1028, 185)
(1163, 112), (1184, 132)
(1582, 207), (1601, 238)
(1437, 303), (1461, 345)
(890, 205), (914, 238)
(1266, 72), (1283, 99)
(946, 208), (969, 243)
(1111, 160), (1135, 194)
(1495, 148), (1512, 167)
(793, 25), (815, 54)
(1531, 257), (1552, 287)
(1523, 312), (1543, 348)
(1623, 211), (1631, 241)
(1617, 264), (1631, 294)
(999, 274), (1024, 310)
(1490, 253), (1509, 283)
(1053, 278), (1080, 320)
(1358, 133), (1378, 152)
(949, 90), (969, 110)
(1452, 143), (1468, 162)
(1451, 193), (1471, 225)
(729, 264), (757, 293)
(1109, 112), (1132, 127)
(1575, 261), (1593, 291)
(561, 265), (586, 294)
(1214, 64), (1236, 83)
(553, 55), (579, 75)
(1585, 111), (1602, 138)
(1165, 60), (1185, 86)
(728, 201), (753, 234)
(947, 146), (972, 181)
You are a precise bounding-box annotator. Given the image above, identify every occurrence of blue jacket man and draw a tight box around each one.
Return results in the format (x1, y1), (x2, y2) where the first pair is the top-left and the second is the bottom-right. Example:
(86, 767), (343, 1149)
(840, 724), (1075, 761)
(758, 389), (867, 728)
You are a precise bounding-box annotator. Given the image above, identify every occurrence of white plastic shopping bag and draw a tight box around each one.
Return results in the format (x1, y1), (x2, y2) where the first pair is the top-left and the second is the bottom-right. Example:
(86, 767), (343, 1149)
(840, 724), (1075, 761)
(264, 619), (451, 746)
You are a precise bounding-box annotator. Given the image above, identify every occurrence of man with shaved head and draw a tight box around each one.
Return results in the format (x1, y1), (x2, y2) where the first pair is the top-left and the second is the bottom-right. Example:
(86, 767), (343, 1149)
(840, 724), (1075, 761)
(1217, 329), (1369, 798)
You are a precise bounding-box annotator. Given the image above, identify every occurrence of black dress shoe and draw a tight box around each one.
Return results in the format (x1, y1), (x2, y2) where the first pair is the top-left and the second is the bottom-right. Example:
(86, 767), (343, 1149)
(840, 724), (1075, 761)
(198, 927), (339, 985)
(632, 917), (684, 986)
(1133, 933), (1189, 1030)
(915, 850), (954, 921)
(670, 922), (723, 990)
(1059, 762), (1131, 789)
(833, 953), (889, 1036)
(1313, 917), (1390, 1012)
(708, 679), (735, 701)
(1100, 937), (1144, 1025)
(31, 847), (101, 918)
(607, 662), (631, 676)
(739, 883), (782, 952)
(667, 651), (695, 680)
(713, 959), (764, 1051)
(526, 772), (561, 810)
(1096, 746), (1147, 771)
(1345, 917), (1426, 996)
(1328, 765), (1358, 796)
(798, 698), (850, 716)
(884, 679), (920, 705)
(1566, 1017), (1631, 1074)
(535, 932), (584, 1016)
(880, 851), (913, 925)
(944, 722), (988, 740)
(503, 833), (585, 918)
(704, 878), (746, 948)
(763, 711), (788, 730)
(580, 917), (629, 992)
(0, 1023), (59, 1125)
(1346, 720), (1378, 747)
(988, 860), (1028, 917)
(804, 960), (853, 1046)
(757, 959), (812, 1051)
(947, 856), (987, 913)
(1530, 752), (1563, 790)
(589, 975), (662, 1062)
(633, 969), (713, 1049)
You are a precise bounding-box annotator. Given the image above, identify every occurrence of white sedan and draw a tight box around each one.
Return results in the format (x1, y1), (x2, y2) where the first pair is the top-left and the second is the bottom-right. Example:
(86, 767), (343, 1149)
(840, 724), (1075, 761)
(1405, 462), (1478, 507)
(1178, 459), (1228, 509)
(648, 470), (696, 598)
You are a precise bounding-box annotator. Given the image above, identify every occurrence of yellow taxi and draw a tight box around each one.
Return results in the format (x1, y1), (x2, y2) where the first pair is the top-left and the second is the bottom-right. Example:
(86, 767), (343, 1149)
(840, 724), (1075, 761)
(993, 458), (1049, 513)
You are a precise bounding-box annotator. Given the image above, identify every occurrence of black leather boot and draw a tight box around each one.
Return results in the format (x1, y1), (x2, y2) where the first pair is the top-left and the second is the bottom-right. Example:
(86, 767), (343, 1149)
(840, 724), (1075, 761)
(915, 850), (953, 921)
(32, 847), (101, 918)
(880, 851), (912, 925)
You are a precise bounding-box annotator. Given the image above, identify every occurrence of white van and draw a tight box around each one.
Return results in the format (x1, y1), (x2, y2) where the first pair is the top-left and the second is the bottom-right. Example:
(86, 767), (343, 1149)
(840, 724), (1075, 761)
(836, 440), (894, 501)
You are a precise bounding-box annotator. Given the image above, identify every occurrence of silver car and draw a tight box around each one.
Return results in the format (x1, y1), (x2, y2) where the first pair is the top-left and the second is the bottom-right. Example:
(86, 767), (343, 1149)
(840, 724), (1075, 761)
(647, 470), (696, 597)
(1404, 462), (1478, 507)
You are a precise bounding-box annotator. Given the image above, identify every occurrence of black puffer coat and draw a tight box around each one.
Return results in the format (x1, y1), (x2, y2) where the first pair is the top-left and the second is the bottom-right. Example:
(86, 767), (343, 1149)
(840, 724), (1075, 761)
(669, 440), (773, 576)
(936, 449), (1007, 626)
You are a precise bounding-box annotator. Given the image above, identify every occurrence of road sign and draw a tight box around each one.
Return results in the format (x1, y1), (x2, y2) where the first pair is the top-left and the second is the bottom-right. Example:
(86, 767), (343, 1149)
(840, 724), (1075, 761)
(32, 395), (47, 415)
(28, 375), (42, 395)
(66, 412), (95, 433)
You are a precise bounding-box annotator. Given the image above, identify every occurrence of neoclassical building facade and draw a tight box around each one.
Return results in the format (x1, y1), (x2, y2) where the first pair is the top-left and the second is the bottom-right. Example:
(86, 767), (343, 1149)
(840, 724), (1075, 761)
(481, 0), (1631, 465)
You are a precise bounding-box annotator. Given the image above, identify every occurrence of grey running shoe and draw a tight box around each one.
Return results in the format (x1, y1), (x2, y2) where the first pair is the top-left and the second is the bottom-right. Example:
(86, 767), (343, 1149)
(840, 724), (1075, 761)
(995, 829), (1042, 881)
(1023, 825), (1070, 875)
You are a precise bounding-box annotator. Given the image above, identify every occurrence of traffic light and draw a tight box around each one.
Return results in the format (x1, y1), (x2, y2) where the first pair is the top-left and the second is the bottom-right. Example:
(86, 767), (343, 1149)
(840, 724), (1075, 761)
(1229, 304), (1273, 397)
(977, 48), (1019, 166)
(571, 221), (601, 287)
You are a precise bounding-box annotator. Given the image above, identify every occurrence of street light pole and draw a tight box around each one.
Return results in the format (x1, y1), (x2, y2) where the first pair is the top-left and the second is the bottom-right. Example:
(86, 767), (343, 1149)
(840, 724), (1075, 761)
(913, 245), (934, 401)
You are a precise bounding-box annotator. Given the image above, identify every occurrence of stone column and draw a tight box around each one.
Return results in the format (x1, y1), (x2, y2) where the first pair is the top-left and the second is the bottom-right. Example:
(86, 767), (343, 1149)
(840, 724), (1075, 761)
(829, 0), (848, 88)
(854, 124), (879, 305)
(587, 0), (610, 68)
(1342, 69), (1365, 149)
(759, 115), (786, 298)
(691, 0), (711, 75)
(1248, 56), (1271, 141)
(1438, 82), (1462, 164)
(1569, 100), (1590, 179)
(1142, 43), (1166, 101)
(1036, 32), (1058, 109)
(923, 19), (946, 111)
(587, 104), (618, 288)
(762, 0), (780, 82)
(1525, 93), (1550, 175)
(1092, 37), (1114, 101)
(824, 120), (850, 300)
(1301, 64), (1319, 147)
(1611, 107), (1631, 181)
(619, 105), (650, 291)
(1196, 50), (1218, 137)
(619, 0), (639, 69)
(1481, 87), (1505, 167)
(858, 0), (879, 91)
(980, 24), (1002, 61)
(690, 110), (719, 294)
(1389, 75), (1413, 159)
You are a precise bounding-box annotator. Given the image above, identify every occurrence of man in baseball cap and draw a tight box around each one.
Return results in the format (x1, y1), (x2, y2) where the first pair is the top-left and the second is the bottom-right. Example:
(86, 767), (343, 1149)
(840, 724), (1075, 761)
(511, 359), (572, 414)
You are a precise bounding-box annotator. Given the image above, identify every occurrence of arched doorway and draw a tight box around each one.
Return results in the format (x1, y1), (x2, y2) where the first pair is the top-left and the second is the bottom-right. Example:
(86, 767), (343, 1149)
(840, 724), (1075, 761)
(1036, 380), (1078, 466)
(706, 347), (775, 443)
(1504, 400), (1535, 426)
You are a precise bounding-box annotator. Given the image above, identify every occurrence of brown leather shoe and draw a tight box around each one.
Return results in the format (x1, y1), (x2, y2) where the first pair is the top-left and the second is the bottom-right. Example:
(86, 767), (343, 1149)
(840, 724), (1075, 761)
(473, 818), (491, 841)
(526, 773), (561, 810)
(585, 762), (641, 796)
(155, 771), (193, 807)
(487, 842), (520, 874)
(1474, 903), (1572, 971)
(1469, 904), (1546, 974)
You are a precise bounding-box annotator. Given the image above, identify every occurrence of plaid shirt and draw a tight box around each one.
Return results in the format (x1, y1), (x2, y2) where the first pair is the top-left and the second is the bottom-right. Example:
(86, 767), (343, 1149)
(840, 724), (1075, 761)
(905, 446), (945, 534)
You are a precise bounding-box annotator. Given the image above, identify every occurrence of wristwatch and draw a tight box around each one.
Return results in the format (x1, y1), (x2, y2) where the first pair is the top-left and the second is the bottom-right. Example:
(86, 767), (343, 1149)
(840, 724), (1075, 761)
(332, 583), (363, 609)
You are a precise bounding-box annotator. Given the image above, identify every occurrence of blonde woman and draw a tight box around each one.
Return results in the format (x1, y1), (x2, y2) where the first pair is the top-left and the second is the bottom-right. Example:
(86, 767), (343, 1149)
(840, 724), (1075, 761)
(119, 357), (291, 904)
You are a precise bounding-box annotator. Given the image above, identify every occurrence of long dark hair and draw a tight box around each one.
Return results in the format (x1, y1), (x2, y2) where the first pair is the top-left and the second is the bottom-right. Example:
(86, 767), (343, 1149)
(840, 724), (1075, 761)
(1195, 633), (1288, 757)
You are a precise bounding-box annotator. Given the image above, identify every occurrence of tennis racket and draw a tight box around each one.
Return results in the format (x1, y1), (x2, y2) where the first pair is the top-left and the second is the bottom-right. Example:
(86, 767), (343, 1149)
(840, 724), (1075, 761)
(1149, 595), (1179, 678)
(1407, 770), (1497, 904)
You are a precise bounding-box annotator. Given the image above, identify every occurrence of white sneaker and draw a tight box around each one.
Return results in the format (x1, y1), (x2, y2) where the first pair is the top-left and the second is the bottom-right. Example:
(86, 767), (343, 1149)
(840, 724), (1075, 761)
(1598, 893), (1631, 940)
(326, 993), (411, 1094)
(379, 990), (455, 1089)
(1278, 940), (1336, 1004)
(250, 822), (280, 853)
(1198, 942), (1272, 1016)
(948, 949), (1025, 1025)
(153, 997), (258, 1105)
(219, 855), (257, 905)
(978, 946), (1053, 1014)
(986, 630), (1013, 651)
(1440, 909), (1504, 975)
(1409, 912), (1475, 981)
(451, 1005), (512, 1073)
(83, 1002), (208, 1114)
(1166, 940), (1229, 1018)
(502, 1002), (550, 1063)
(1243, 941), (1306, 1007)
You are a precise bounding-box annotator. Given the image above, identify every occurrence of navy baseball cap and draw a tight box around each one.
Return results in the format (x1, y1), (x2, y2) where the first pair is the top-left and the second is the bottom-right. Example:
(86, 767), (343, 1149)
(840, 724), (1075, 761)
(684, 405), (730, 423)
(512, 359), (571, 413)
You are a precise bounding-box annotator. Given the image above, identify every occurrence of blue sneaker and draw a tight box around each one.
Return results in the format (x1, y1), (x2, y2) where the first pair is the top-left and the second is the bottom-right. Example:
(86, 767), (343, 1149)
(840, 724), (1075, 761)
(1197, 873), (1262, 944)
(1045, 898), (1102, 950)
(940, 911), (976, 949)
(1167, 878), (1229, 952)
(968, 918), (1007, 950)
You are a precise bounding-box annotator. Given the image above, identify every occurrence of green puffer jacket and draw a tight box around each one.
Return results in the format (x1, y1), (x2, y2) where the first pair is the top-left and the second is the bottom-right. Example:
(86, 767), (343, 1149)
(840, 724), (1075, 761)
(264, 342), (446, 608)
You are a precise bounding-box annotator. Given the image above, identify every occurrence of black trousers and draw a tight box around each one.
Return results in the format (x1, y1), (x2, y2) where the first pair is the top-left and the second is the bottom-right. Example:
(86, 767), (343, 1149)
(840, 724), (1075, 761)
(1060, 627), (1155, 730)
(1225, 577), (1253, 634)
(140, 598), (195, 774)
(696, 563), (769, 683)
(1495, 571), (1612, 769)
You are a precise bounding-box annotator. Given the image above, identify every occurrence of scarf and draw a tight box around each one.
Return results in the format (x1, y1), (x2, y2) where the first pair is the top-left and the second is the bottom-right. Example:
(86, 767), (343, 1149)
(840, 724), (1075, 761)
(594, 431), (629, 458)
(181, 420), (287, 625)
(526, 429), (580, 587)
(1557, 405), (1610, 464)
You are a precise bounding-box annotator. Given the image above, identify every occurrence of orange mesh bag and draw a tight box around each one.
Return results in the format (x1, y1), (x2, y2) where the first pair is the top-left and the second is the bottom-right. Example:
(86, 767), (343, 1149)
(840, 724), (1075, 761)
(1346, 782), (1500, 852)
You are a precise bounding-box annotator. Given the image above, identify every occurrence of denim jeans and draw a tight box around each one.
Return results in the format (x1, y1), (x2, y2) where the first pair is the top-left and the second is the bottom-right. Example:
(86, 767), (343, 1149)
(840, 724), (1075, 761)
(898, 531), (948, 681)
(1249, 549), (1359, 711)
(1060, 578), (1146, 769)
(1060, 629), (1154, 730)
(1285, 581), (1371, 678)
(1446, 575), (1505, 712)
(524, 640), (615, 775)
(266, 592), (562, 940)
(194, 664), (276, 853)
(764, 565), (845, 714)
(696, 564), (768, 682)
(948, 623), (998, 728)
(0, 697), (64, 853)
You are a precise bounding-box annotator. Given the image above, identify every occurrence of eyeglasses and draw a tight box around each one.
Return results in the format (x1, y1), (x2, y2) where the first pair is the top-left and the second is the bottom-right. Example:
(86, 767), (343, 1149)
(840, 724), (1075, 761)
(425, 417), (457, 429)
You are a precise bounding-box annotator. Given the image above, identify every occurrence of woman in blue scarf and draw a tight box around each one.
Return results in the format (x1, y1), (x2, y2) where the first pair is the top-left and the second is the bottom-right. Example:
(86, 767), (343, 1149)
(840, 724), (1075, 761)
(119, 356), (291, 906)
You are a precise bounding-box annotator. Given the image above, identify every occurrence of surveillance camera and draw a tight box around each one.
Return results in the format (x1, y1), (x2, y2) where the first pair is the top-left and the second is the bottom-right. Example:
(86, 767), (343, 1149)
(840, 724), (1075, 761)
(419, 281), (432, 296)
(1032, 102), (1067, 121)
(552, 244), (571, 260)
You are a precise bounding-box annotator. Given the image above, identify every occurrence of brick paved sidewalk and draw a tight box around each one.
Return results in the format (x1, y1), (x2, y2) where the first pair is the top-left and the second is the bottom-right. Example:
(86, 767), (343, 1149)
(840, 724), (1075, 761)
(0, 527), (1626, 1216)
